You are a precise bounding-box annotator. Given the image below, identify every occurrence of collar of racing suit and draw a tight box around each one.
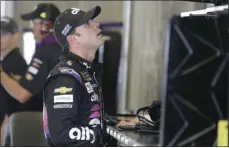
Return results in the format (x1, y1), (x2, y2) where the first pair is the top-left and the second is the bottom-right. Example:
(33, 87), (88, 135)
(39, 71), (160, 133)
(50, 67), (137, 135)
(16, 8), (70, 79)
(60, 51), (103, 76)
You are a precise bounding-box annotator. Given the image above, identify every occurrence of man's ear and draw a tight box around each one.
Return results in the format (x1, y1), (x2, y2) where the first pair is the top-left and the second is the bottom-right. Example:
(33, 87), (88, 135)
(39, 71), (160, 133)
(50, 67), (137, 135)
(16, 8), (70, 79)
(67, 35), (80, 45)
(67, 35), (78, 41)
(66, 35), (72, 43)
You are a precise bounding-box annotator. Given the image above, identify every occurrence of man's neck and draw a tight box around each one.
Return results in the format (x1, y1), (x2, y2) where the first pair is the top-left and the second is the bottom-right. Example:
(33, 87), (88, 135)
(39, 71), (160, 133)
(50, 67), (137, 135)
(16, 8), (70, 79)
(69, 47), (96, 62)
(1, 47), (16, 60)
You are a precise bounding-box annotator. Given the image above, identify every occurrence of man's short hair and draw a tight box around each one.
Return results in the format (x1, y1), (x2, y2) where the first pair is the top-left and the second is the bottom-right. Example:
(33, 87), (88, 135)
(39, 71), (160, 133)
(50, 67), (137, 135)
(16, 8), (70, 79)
(1, 17), (18, 35)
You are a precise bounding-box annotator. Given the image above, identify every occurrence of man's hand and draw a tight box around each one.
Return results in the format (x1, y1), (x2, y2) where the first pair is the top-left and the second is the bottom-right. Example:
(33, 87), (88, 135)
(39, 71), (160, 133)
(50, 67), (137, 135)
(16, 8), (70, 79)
(1, 71), (32, 103)
(116, 117), (140, 127)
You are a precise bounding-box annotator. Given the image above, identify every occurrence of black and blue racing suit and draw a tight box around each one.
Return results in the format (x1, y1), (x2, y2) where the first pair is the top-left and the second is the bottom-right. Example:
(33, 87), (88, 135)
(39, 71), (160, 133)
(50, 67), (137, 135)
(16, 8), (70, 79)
(43, 51), (106, 146)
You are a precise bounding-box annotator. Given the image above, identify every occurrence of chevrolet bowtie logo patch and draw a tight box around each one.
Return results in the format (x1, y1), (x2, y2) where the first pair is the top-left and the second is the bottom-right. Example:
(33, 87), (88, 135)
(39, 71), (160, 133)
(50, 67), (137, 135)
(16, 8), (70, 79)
(54, 87), (73, 94)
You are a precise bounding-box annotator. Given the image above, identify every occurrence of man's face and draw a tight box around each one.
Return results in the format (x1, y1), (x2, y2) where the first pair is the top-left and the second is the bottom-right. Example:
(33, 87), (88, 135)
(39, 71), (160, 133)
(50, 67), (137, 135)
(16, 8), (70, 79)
(30, 18), (43, 42)
(1, 33), (14, 52)
(75, 19), (104, 50)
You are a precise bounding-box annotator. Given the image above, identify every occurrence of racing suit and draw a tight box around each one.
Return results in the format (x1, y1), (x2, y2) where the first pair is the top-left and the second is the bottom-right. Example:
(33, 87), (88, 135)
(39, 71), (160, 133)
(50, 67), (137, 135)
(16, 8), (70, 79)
(43, 51), (106, 146)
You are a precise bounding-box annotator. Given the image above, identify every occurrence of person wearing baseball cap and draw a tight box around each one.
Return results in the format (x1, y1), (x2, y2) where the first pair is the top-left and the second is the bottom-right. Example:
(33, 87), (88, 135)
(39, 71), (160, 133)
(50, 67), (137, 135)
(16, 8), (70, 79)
(20, 3), (61, 43)
(0, 17), (28, 136)
(0, 3), (62, 112)
(43, 6), (107, 146)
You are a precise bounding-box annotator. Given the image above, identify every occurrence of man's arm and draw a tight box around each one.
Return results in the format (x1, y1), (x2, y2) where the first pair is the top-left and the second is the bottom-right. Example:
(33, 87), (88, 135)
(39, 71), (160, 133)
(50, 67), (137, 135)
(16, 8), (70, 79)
(44, 75), (104, 146)
(0, 49), (47, 103)
(0, 71), (32, 103)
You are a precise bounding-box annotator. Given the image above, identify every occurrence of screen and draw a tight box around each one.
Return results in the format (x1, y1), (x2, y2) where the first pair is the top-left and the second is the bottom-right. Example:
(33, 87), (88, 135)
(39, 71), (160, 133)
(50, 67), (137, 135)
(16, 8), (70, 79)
(159, 13), (228, 146)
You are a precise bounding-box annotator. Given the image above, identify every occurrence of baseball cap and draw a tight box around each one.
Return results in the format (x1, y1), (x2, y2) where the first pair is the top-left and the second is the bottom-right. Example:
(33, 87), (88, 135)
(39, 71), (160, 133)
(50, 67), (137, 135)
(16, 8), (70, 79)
(53, 6), (101, 48)
(1, 17), (18, 35)
(20, 3), (60, 24)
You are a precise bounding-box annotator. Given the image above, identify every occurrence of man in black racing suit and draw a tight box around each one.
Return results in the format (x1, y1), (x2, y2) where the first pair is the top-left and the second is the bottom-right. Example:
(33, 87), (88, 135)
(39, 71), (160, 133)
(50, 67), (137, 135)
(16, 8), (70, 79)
(43, 6), (107, 146)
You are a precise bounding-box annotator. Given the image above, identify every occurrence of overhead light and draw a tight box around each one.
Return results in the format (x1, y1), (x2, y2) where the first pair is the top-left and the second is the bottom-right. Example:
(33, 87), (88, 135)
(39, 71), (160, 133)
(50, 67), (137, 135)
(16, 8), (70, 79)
(181, 4), (228, 17)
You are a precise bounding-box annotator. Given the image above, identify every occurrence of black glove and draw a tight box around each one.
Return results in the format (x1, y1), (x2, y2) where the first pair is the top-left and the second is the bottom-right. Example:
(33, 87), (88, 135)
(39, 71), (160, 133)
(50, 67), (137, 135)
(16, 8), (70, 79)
(148, 100), (162, 122)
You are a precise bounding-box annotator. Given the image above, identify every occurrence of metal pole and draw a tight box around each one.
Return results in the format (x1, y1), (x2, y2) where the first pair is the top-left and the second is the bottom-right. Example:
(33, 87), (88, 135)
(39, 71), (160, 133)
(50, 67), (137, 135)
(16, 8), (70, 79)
(1, 1), (6, 16)
(1, 1), (14, 17)
(227, 9), (229, 137)
(117, 1), (132, 114)
(98, 44), (104, 63)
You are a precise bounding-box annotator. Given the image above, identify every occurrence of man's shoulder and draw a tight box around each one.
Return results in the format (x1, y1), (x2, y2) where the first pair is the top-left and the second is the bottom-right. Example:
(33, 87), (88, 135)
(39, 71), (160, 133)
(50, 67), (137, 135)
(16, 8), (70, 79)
(44, 72), (84, 100)
(47, 60), (84, 84)
(49, 60), (82, 76)
(45, 62), (84, 91)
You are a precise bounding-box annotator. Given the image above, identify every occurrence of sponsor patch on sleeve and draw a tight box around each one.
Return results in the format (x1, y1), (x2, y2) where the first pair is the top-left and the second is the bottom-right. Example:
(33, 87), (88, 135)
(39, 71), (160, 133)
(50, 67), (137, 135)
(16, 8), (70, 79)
(33, 58), (43, 64)
(54, 94), (73, 103)
(31, 62), (40, 68)
(28, 66), (39, 75)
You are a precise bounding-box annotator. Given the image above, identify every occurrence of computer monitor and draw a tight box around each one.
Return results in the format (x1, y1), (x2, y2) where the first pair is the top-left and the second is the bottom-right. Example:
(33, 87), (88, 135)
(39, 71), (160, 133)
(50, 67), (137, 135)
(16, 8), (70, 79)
(159, 14), (228, 146)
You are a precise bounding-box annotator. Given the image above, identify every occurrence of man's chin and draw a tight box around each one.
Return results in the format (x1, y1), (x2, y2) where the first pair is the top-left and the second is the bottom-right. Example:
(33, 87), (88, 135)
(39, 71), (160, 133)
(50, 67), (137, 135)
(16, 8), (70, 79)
(100, 39), (105, 46)
(97, 40), (105, 47)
